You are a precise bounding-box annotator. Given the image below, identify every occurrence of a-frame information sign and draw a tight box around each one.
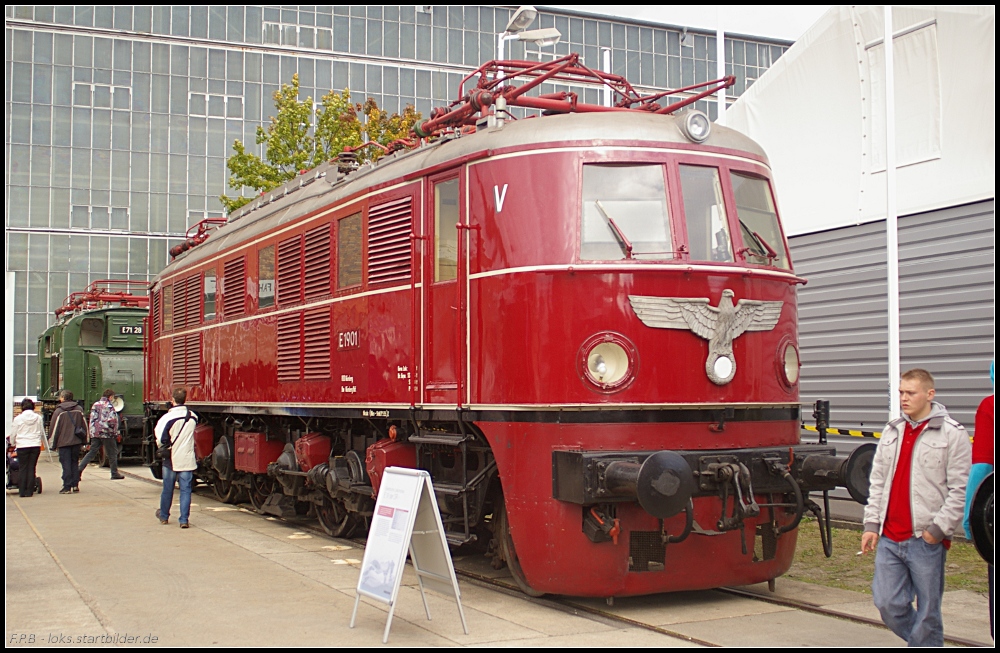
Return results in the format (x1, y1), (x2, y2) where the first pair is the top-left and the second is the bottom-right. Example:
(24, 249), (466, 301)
(349, 467), (469, 643)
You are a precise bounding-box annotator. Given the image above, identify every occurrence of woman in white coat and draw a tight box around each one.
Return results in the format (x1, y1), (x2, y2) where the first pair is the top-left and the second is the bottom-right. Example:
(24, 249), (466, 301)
(10, 398), (46, 497)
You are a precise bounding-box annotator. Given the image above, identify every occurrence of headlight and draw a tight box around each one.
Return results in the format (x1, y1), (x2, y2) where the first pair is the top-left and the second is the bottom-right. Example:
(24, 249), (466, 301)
(579, 333), (637, 392)
(781, 342), (800, 386)
(682, 110), (711, 143)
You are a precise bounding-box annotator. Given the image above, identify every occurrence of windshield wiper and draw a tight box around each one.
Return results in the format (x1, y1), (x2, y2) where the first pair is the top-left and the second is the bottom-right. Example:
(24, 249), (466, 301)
(595, 201), (633, 259)
(739, 220), (778, 264)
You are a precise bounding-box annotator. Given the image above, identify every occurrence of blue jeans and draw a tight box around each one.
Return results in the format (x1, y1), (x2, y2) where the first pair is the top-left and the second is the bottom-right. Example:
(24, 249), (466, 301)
(159, 459), (193, 525)
(873, 535), (946, 646)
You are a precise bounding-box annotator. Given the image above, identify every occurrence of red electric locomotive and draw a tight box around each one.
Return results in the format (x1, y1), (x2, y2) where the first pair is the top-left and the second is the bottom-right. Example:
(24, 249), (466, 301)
(144, 55), (868, 597)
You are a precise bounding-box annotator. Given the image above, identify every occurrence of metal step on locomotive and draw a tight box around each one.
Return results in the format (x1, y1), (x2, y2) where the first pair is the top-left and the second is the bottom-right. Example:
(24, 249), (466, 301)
(38, 280), (149, 461)
(142, 51), (870, 597)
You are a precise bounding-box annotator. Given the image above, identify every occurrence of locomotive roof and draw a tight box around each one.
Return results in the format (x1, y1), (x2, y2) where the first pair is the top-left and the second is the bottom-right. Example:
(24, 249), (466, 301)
(158, 112), (769, 280)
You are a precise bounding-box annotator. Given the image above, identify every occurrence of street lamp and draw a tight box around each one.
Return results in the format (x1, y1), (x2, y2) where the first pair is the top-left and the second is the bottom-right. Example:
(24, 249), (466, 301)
(496, 6), (562, 61)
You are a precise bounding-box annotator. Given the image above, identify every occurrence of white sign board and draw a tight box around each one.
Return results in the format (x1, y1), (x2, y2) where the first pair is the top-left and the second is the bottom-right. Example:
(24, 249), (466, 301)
(350, 467), (468, 643)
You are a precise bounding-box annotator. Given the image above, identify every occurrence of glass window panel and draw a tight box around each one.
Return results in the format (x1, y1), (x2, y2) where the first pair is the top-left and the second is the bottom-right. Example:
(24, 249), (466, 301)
(129, 237), (148, 275)
(9, 233), (29, 271)
(94, 85), (112, 109)
(337, 213), (363, 288)
(52, 66), (72, 106)
(30, 188), (51, 227)
(679, 165), (733, 262)
(245, 6), (262, 43)
(202, 268), (217, 321)
(258, 245), (276, 307)
(11, 30), (32, 62)
(10, 145), (30, 185)
(52, 148), (72, 188)
(151, 74), (169, 113)
(12, 63), (32, 103)
(111, 206), (128, 231)
(72, 107), (91, 146)
(30, 146), (52, 186)
(90, 150), (111, 190)
(50, 235), (70, 273)
(71, 149), (90, 188)
(73, 82), (93, 107)
(109, 236), (129, 274)
(130, 113), (150, 153)
(112, 150), (130, 189)
(9, 188), (29, 228)
(149, 153), (168, 193)
(434, 179), (459, 282)
(169, 153), (187, 192)
(730, 172), (789, 269)
(580, 165), (672, 261)
(400, 23), (415, 59)
(34, 32), (53, 63)
(29, 234), (49, 271)
(150, 113), (169, 152)
(168, 194), (186, 233)
(209, 6), (226, 41)
(113, 86), (130, 110)
(226, 97), (243, 118)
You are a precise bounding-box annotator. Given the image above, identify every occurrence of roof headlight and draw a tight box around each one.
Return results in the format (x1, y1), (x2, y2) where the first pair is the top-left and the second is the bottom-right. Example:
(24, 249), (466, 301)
(682, 110), (711, 143)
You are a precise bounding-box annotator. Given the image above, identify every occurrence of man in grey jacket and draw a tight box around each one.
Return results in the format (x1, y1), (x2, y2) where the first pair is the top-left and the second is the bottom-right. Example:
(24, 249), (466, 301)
(860, 369), (971, 646)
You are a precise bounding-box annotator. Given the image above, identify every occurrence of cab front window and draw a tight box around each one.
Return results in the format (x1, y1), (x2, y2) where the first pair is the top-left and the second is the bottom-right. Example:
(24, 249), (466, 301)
(730, 172), (790, 270)
(679, 165), (734, 263)
(581, 164), (673, 261)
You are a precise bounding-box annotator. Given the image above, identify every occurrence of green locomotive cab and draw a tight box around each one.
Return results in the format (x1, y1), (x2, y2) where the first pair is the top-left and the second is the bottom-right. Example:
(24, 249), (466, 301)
(36, 281), (149, 462)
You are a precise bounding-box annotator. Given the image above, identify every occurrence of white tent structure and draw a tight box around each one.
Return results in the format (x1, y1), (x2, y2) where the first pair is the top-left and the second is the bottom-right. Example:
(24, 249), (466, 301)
(726, 6), (994, 434)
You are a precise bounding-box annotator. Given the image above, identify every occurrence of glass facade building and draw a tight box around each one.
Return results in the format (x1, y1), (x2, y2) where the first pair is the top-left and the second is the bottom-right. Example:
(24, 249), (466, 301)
(5, 5), (790, 396)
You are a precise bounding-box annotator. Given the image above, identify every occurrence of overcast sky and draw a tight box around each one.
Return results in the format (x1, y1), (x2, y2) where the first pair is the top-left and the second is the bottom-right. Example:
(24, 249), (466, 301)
(544, 5), (833, 42)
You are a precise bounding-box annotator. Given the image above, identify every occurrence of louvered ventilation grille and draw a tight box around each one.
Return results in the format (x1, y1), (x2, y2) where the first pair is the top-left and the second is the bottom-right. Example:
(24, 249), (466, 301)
(368, 197), (412, 284)
(181, 275), (201, 328)
(277, 236), (302, 306)
(223, 258), (245, 318)
(89, 367), (98, 389)
(184, 333), (201, 385)
(302, 308), (330, 381)
(276, 312), (302, 383)
(171, 333), (202, 386)
(172, 337), (186, 383)
(151, 290), (161, 338)
(303, 224), (331, 301)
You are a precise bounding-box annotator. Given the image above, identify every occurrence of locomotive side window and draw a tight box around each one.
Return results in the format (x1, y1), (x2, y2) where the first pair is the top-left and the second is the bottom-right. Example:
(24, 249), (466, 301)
(434, 179), (459, 281)
(258, 245), (276, 308)
(338, 212), (363, 288)
(80, 317), (104, 346)
(580, 164), (672, 261)
(730, 172), (790, 270)
(679, 165), (734, 263)
(203, 268), (217, 321)
(162, 283), (174, 331)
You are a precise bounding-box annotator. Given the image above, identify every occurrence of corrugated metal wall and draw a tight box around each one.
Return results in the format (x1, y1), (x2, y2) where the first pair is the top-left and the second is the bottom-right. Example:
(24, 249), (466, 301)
(790, 199), (995, 437)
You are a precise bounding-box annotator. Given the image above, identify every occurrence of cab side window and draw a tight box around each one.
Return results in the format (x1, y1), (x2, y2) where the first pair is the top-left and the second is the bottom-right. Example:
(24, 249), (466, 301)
(258, 245), (275, 308)
(580, 164), (673, 260)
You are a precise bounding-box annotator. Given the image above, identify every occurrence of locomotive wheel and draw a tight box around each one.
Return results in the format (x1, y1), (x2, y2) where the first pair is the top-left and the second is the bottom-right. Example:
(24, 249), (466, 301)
(317, 498), (356, 538)
(495, 495), (544, 597)
(249, 475), (275, 511)
(213, 476), (240, 504)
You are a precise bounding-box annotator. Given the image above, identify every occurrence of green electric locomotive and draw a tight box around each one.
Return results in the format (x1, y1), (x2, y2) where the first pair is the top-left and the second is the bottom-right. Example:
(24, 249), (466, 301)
(37, 281), (149, 461)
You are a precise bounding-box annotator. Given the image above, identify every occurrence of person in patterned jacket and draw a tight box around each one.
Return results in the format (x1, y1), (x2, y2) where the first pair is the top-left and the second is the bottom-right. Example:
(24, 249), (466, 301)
(79, 388), (124, 480)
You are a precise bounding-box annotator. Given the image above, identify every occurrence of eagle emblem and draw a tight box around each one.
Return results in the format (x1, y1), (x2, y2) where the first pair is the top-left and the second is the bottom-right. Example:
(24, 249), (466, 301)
(629, 290), (783, 385)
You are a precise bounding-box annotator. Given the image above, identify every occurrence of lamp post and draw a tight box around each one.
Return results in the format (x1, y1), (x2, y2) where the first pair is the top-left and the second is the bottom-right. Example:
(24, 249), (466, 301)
(496, 6), (562, 68)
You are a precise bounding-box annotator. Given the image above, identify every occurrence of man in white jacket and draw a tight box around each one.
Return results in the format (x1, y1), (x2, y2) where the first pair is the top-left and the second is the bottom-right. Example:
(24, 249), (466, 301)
(153, 388), (198, 528)
(9, 398), (46, 497)
(860, 369), (971, 646)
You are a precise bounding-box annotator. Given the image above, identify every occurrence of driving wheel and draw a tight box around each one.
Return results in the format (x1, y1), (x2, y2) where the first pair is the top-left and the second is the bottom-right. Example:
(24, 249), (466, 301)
(317, 498), (357, 538)
(249, 475), (275, 511)
(213, 475), (240, 503)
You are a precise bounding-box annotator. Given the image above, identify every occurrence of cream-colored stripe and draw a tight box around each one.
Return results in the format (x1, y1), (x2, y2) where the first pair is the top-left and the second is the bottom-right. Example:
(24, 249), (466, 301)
(468, 263), (801, 282)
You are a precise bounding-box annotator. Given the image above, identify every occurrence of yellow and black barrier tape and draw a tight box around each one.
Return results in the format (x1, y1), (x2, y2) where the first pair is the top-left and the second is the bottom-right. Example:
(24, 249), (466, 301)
(801, 424), (881, 438)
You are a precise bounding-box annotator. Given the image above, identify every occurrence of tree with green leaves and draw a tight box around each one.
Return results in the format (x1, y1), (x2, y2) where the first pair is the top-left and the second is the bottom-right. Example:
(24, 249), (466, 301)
(220, 74), (421, 214)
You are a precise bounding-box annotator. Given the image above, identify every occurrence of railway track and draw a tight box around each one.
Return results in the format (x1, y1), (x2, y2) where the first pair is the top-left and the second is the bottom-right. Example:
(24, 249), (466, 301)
(125, 468), (989, 647)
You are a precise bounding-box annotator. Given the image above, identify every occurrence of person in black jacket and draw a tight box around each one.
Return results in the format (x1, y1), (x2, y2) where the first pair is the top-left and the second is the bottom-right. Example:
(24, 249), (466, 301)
(49, 390), (89, 494)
